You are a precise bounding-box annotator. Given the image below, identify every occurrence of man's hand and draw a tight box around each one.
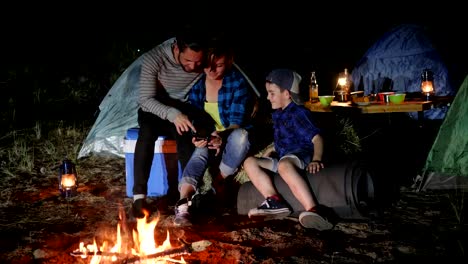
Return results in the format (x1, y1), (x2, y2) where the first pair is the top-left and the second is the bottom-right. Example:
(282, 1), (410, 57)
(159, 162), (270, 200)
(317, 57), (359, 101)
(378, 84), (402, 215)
(173, 113), (196, 135)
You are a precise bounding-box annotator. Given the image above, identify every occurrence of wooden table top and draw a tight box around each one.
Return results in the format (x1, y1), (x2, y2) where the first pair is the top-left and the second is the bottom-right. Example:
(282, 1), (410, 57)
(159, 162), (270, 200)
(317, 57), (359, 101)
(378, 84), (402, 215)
(305, 100), (434, 114)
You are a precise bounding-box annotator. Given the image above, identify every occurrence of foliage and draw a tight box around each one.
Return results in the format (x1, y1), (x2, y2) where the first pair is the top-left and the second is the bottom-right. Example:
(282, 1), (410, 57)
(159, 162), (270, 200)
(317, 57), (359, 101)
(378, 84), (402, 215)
(0, 122), (88, 191)
(335, 117), (362, 156)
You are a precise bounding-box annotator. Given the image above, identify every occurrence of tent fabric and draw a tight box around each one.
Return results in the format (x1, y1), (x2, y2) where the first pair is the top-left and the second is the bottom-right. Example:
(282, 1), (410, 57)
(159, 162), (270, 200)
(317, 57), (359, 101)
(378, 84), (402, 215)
(351, 24), (455, 120)
(78, 57), (259, 159)
(78, 55), (143, 158)
(416, 74), (468, 190)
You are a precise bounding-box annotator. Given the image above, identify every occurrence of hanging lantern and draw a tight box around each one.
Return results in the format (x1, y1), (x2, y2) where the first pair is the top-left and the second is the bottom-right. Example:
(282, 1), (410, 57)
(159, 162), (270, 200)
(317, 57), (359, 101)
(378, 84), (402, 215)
(59, 159), (77, 198)
(421, 69), (435, 101)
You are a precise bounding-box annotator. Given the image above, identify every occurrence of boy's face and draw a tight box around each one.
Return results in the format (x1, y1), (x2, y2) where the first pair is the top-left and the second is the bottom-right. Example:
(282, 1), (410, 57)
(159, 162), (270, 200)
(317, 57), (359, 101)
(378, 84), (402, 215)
(265, 82), (292, 110)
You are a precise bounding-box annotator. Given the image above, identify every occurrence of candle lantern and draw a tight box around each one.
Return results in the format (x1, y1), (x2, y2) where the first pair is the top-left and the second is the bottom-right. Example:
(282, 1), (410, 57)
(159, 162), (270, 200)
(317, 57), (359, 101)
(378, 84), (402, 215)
(334, 68), (352, 102)
(421, 69), (435, 101)
(59, 159), (77, 198)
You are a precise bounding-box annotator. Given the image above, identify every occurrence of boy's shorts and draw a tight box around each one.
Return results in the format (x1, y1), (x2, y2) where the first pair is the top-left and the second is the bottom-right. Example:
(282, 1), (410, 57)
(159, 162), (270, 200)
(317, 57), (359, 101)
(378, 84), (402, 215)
(259, 151), (312, 173)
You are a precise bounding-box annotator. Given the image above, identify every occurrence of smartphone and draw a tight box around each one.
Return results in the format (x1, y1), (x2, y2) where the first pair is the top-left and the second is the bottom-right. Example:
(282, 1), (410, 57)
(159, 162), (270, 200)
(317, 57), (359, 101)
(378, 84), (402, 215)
(194, 134), (211, 141)
(191, 119), (213, 141)
(191, 129), (209, 141)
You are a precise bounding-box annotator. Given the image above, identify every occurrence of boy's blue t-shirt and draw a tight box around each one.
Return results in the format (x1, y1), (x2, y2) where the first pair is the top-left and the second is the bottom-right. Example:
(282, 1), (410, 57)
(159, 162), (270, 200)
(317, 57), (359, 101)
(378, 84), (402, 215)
(272, 102), (321, 157)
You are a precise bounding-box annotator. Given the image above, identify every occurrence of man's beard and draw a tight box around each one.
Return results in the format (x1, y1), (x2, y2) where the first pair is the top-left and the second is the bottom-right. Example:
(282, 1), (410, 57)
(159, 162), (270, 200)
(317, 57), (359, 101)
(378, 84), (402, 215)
(178, 54), (194, 73)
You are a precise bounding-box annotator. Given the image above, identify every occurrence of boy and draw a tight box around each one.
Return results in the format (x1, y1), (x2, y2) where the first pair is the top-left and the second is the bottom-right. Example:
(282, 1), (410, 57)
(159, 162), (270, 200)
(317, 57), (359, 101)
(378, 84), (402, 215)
(243, 68), (333, 231)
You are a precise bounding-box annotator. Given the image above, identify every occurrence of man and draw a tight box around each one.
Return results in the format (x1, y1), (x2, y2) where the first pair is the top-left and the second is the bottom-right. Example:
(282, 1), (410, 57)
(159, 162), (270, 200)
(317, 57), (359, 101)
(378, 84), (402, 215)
(132, 26), (209, 219)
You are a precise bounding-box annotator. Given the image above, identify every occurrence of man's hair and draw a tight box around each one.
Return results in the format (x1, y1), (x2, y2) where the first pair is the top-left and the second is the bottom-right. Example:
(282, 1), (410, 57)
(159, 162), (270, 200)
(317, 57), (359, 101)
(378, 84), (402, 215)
(175, 24), (208, 52)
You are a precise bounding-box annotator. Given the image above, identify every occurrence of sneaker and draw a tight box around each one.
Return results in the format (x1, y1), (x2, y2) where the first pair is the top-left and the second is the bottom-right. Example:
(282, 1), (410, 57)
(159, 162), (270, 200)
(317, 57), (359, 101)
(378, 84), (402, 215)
(248, 197), (292, 220)
(132, 198), (152, 219)
(298, 211), (334, 231)
(190, 189), (218, 216)
(174, 198), (192, 226)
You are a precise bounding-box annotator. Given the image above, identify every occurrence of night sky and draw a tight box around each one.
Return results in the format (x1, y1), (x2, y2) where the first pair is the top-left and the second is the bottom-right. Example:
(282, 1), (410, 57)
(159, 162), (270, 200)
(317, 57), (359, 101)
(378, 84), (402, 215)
(3, 2), (468, 92)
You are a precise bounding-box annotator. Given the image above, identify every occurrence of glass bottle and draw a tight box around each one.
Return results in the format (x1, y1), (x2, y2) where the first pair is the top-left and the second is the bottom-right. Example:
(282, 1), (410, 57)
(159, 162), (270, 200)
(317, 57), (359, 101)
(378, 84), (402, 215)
(309, 71), (319, 103)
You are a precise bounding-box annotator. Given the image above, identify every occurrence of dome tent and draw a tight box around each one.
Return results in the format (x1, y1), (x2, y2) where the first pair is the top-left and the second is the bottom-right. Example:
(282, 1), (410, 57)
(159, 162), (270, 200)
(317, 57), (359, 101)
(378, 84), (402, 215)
(350, 24), (455, 119)
(415, 74), (468, 190)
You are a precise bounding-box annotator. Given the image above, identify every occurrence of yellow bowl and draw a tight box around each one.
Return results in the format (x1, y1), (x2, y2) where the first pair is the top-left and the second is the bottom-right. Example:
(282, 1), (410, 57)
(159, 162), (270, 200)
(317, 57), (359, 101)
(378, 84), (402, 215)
(388, 93), (406, 104)
(318, 95), (335, 106)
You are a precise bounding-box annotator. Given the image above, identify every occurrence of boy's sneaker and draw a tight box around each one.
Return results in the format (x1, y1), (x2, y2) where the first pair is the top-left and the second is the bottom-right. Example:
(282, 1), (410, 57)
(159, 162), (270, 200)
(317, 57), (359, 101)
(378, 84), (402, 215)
(132, 198), (152, 219)
(298, 211), (334, 231)
(173, 198), (192, 227)
(248, 197), (292, 220)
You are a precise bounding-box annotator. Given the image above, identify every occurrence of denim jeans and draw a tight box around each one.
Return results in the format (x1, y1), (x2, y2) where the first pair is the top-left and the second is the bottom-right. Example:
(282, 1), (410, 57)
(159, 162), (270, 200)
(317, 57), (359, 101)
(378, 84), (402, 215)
(179, 128), (250, 190)
(133, 108), (194, 197)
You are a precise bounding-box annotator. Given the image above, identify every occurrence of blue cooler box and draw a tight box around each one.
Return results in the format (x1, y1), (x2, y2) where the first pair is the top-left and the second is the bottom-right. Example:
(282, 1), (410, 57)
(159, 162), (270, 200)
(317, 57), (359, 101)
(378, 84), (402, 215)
(124, 128), (182, 197)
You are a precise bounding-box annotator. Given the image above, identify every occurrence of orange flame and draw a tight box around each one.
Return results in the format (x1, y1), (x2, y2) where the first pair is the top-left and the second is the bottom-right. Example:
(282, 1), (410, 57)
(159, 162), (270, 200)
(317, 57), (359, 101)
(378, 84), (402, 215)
(75, 210), (186, 263)
(421, 80), (434, 93)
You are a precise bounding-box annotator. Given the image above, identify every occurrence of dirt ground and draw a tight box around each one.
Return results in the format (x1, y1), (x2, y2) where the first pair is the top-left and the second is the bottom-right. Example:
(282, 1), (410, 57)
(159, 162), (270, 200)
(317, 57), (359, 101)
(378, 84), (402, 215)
(0, 156), (467, 264)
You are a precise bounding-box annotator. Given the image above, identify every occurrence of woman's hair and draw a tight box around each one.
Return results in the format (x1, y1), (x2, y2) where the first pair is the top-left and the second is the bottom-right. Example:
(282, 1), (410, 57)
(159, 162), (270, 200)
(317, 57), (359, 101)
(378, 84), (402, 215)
(206, 38), (234, 72)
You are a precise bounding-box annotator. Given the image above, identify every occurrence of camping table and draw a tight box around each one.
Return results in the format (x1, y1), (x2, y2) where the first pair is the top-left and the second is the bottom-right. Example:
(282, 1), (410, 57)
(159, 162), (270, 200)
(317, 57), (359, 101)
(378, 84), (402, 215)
(305, 96), (453, 144)
(305, 97), (453, 120)
(305, 100), (433, 116)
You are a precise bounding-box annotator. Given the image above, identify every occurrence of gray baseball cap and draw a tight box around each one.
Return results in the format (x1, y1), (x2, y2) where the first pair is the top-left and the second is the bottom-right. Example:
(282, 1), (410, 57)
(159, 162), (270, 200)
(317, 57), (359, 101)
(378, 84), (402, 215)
(266, 69), (303, 105)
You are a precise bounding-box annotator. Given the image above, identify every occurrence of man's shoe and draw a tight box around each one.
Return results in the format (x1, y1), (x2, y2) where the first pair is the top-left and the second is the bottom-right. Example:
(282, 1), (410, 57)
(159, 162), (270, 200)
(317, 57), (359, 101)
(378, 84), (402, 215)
(174, 198), (192, 227)
(248, 197), (292, 220)
(132, 198), (152, 219)
(298, 211), (334, 231)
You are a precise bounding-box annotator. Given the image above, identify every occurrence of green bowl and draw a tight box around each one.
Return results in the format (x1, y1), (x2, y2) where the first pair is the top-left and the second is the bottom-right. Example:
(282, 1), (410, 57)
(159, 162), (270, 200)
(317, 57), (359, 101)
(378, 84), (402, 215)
(388, 93), (406, 104)
(318, 95), (335, 106)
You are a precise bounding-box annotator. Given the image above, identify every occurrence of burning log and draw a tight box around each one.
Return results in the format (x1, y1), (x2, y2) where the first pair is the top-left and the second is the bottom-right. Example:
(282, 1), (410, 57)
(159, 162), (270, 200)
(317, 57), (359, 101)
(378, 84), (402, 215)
(71, 239), (212, 262)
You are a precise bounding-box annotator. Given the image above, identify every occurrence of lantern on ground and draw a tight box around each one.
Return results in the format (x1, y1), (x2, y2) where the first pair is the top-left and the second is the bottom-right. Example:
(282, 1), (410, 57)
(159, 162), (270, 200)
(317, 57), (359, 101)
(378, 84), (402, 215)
(421, 69), (435, 101)
(59, 159), (77, 198)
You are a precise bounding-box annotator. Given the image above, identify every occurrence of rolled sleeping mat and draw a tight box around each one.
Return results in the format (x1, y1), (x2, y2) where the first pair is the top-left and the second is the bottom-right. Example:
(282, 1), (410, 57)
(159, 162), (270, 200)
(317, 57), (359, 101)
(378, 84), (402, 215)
(237, 160), (375, 219)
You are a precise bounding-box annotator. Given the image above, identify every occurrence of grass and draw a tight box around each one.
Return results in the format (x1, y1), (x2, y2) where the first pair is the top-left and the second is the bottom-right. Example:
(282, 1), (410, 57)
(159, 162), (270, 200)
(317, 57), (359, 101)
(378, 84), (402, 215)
(0, 121), (89, 192)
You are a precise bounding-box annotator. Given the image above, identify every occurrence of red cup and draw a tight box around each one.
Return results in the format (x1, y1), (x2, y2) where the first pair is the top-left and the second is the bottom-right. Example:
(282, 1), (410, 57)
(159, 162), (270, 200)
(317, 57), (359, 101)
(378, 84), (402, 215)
(378, 92), (395, 102)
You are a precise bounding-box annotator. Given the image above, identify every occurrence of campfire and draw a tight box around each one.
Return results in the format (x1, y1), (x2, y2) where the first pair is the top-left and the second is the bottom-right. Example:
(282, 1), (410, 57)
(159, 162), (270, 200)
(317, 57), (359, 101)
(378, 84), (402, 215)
(71, 209), (211, 263)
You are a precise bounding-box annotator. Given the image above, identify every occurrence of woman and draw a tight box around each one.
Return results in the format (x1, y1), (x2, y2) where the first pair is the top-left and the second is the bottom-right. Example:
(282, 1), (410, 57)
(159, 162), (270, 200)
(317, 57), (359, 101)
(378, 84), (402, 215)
(174, 40), (254, 226)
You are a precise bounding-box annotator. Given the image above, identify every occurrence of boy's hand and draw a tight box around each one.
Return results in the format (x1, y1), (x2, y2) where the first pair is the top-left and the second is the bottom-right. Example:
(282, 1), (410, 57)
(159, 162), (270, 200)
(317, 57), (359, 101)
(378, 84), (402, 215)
(307, 160), (324, 174)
